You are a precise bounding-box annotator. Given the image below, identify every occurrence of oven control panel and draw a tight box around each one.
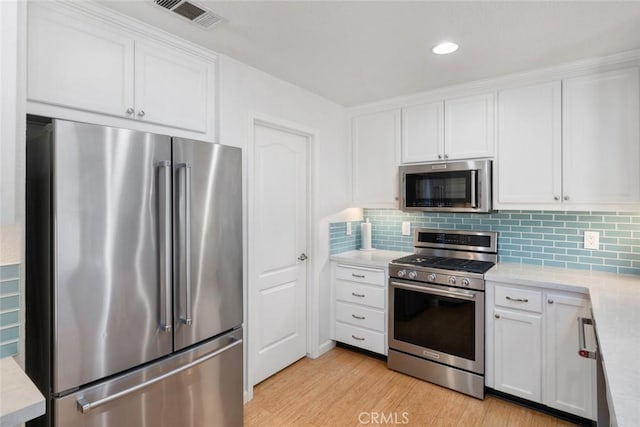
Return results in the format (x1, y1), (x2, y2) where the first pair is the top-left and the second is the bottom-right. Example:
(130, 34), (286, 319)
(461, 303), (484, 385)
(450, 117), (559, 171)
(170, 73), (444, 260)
(389, 265), (485, 291)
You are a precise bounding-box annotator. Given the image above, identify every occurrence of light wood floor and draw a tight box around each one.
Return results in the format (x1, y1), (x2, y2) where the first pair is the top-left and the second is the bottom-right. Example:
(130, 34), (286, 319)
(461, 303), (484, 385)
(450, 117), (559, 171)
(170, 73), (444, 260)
(244, 346), (576, 427)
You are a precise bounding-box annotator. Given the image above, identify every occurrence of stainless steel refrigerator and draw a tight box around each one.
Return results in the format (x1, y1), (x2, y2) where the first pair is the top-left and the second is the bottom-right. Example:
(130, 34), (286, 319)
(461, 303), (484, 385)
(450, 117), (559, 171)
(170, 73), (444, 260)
(26, 118), (243, 427)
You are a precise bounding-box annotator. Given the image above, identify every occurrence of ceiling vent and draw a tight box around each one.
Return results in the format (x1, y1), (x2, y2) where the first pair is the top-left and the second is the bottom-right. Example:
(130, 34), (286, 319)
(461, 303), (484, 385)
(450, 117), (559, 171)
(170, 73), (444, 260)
(154, 0), (225, 29)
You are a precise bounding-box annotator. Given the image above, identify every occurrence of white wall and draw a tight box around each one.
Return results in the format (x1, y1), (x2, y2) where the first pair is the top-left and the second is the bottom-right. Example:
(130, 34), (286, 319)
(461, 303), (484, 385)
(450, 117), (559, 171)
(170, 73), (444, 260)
(217, 54), (351, 394)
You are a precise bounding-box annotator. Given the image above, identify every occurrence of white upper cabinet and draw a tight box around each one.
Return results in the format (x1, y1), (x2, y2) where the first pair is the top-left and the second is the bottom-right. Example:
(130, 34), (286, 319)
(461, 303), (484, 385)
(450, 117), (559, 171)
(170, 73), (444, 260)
(444, 93), (495, 160)
(562, 68), (640, 205)
(400, 93), (495, 164)
(28, 4), (134, 118)
(134, 40), (211, 133)
(496, 67), (640, 209)
(27, 2), (216, 139)
(401, 101), (444, 163)
(496, 81), (562, 206)
(352, 109), (400, 207)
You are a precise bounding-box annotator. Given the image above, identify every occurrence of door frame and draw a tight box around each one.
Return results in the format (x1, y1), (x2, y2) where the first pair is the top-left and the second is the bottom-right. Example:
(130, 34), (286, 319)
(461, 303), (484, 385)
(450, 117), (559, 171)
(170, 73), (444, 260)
(246, 113), (318, 401)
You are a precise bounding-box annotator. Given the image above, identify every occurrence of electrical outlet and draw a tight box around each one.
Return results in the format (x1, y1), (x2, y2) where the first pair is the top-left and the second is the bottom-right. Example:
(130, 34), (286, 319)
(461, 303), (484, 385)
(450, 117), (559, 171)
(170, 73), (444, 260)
(346, 222), (352, 235)
(584, 231), (599, 249)
(402, 221), (411, 236)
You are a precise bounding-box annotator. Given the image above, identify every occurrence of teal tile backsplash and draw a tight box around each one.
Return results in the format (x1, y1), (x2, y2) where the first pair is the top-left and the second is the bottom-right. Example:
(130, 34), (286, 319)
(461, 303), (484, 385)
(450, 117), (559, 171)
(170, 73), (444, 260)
(329, 209), (640, 275)
(0, 264), (20, 358)
(330, 221), (362, 255)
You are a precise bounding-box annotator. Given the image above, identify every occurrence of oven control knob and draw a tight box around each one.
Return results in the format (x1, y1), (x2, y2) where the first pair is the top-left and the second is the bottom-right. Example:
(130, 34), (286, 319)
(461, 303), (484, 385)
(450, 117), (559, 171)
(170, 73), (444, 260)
(461, 278), (470, 287)
(408, 271), (418, 280)
(428, 273), (437, 282)
(449, 276), (457, 285)
(398, 270), (406, 278)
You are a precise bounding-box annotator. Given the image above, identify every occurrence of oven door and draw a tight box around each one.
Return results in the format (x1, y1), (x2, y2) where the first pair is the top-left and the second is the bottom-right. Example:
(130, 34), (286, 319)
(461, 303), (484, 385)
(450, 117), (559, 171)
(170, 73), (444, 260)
(388, 279), (484, 374)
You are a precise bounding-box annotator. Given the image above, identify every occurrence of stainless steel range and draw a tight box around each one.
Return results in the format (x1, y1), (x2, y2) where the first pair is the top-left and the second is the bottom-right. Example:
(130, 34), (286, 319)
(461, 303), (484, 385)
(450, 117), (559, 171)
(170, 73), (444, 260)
(387, 228), (498, 399)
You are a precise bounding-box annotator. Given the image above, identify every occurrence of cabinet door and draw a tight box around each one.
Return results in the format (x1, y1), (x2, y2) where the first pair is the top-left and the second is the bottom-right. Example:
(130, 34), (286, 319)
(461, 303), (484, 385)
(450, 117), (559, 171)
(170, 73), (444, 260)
(544, 293), (596, 420)
(27, 2), (134, 118)
(401, 102), (444, 163)
(352, 110), (400, 207)
(563, 68), (640, 204)
(494, 308), (542, 402)
(444, 93), (495, 159)
(134, 40), (212, 134)
(497, 82), (562, 206)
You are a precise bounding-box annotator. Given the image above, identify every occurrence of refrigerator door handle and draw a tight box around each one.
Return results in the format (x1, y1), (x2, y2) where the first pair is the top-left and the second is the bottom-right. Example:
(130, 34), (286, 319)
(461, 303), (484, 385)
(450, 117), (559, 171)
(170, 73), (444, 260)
(158, 160), (172, 332)
(76, 337), (242, 414)
(178, 162), (193, 326)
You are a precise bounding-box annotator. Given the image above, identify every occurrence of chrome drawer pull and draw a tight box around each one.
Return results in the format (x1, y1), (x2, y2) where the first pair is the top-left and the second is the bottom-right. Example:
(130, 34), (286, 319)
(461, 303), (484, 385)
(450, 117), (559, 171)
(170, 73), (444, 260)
(352, 273), (365, 278)
(352, 314), (365, 320)
(506, 296), (529, 303)
(351, 335), (365, 341)
(351, 292), (365, 298)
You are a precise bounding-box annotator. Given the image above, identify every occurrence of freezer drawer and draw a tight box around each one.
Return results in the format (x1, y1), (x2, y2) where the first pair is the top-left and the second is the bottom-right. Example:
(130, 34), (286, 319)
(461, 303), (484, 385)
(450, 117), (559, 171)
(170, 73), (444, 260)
(54, 329), (243, 427)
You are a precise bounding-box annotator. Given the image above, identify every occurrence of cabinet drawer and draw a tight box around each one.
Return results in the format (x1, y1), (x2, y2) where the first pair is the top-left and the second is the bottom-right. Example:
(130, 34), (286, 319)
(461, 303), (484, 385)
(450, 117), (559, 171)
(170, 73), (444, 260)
(336, 265), (385, 286)
(335, 322), (385, 354)
(335, 302), (385, 332)
(335, 281), (385, 309)
(495, 285), (542, 313)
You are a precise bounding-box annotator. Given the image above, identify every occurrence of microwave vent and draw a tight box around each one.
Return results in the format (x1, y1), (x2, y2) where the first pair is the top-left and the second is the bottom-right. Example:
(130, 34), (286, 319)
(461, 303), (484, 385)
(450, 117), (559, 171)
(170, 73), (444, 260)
(153, 0), (225, 29)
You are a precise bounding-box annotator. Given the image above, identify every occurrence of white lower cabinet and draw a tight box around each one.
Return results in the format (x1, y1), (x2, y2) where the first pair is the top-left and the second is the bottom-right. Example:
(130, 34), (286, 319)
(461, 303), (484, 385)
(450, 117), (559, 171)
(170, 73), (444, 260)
(487, 281), (596, 421)
(545, 293), (597, 420)
(493, 307), (542, 402)
(331, 263), (387, 355)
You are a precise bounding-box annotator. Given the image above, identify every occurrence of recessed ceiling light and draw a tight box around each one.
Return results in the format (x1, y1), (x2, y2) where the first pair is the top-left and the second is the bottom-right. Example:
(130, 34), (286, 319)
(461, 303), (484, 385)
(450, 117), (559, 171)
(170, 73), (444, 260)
(432, 42), (459, 55)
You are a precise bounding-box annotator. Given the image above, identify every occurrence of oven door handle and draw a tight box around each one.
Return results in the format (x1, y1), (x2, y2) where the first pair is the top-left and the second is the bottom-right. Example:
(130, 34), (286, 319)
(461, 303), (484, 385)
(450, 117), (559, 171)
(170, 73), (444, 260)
(391, 281), (477, 300)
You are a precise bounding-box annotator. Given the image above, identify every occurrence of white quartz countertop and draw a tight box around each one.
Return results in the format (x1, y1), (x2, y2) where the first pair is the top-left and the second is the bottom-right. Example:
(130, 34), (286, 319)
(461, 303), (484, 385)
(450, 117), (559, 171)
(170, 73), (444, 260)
(487, 263), (640, 426)
(0, 356), (45, 427)
(330, 250), (412, 269)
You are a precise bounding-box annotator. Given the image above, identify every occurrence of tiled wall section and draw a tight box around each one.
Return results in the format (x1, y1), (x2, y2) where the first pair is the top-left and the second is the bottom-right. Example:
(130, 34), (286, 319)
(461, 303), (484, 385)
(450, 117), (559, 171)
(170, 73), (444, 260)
(0, 264), (20, 358)
(329, 221), (363, 255)
(330, 209), (640, 275)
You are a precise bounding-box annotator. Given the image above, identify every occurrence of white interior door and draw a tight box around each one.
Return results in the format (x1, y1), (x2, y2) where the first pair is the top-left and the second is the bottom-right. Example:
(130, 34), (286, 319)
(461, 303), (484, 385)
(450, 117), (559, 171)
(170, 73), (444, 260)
(251, 122), (308, 386)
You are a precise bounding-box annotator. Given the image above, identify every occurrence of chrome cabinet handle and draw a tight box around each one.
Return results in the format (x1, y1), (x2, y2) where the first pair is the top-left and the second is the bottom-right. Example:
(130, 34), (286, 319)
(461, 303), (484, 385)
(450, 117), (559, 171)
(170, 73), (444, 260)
(444, 154), (449, 159)
(548, 299), (554, 304)
(351, 273), (365, 278)
(438, 154), (442, 159)
(137, 109), (146, 117)
(564, 195), (570, 201)
(178, 163), (193, 326)
(298, 253), (308, 261)
(494, 313), (500, 319)
(76, 338), (242, 413)
(352, 314), (365, 320)
(577, 317), (596, 359)
(506, 296), (528, 303)
(554, 196), (560, 201)
(158, 161), (172, 332)
(126, 107), (134, 115)
(351, 292), (365, 298)
(351, 335), (365, 341)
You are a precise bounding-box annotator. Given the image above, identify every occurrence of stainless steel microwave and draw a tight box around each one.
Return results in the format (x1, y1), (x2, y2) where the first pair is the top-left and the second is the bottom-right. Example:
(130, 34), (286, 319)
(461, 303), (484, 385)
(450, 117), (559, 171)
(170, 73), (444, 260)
(399, 159), (492, 213)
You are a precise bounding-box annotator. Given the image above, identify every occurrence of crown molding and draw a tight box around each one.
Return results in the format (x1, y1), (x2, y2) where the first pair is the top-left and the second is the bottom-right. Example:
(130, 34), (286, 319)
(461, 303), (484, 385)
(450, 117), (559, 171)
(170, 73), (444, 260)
(349, 49), (640, 116)
(33, 0), (218, 62)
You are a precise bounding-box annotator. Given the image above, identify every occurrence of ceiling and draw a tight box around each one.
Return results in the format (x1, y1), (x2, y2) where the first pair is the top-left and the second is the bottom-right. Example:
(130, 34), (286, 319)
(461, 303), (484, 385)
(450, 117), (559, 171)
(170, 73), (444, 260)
(99, 1), (640, 107)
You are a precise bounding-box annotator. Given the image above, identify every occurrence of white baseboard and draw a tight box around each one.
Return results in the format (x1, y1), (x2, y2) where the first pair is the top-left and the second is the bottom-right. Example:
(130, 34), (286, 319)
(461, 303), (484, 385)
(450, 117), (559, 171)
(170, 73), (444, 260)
(317, 339), (335, 357)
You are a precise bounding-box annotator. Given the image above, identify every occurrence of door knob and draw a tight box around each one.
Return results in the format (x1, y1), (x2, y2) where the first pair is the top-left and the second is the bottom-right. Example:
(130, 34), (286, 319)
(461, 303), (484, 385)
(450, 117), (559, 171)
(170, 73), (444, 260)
(298, 253), (308, 261)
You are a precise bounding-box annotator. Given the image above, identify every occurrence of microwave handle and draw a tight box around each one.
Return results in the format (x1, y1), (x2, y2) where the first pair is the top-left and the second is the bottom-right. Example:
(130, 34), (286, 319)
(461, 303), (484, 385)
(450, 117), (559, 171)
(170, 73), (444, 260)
(471, 170), (478, 208)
